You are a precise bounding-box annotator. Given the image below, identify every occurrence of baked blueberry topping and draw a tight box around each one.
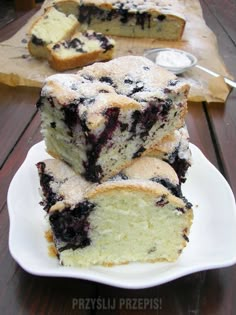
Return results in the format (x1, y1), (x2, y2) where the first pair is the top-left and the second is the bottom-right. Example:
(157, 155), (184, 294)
(120, 122), (129, 132)
(163, 88), (171, 94)
(151, 176), (192, 209)
(124, 77), (133, 84)
(81, 74), (94, 81)
(181, 197), (192, 209)
(136, 12), (151, 29)
(166, 148), (191, 183)
(127, 81), (144, 96)
(84, 107), (120, 182)
(62, 103), (78, 131)
(182, 234), (189, 242)
(36, 162), (63, 212)
(109, 172), (129, 181)
(150, 177), (182, 198)
(168, 79), (178, 86)
(52, 43), (60, 50)
(49, 200), (95, 251)
(157, 14), (166, 21)
(31, 35), (44, 46)
(36, 97), (43, 109)
(99, 89), (109, 93)
(156, 195), (169, 207)
(130, 110), (141, 134)
(176, 207), (185, 213)
(86, 32), (114, 52)
(68, 38), (83, 49)
(99, 76), (114, 85)
(132, 146), (145, 158)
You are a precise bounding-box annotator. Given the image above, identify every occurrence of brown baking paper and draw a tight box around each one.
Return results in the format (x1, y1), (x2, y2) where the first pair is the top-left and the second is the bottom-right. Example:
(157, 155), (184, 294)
(0, 0), (233, 102)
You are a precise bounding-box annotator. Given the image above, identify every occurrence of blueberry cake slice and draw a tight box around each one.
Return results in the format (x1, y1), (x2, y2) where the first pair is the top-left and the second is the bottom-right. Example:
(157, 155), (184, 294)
(145, 126), (192, 183)
(28, 7), (79, 59)
(54, 0), (186, 40)
(47, 30), (115, 71)
(37, 157), (193, 267)
(37, 56), (190, 182)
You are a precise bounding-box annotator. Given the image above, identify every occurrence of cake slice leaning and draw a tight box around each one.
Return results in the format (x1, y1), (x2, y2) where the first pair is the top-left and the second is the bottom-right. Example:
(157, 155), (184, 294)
(37, 55), (190, 182)
(28, 7), (79, 59)
(36, 157), (193, 267)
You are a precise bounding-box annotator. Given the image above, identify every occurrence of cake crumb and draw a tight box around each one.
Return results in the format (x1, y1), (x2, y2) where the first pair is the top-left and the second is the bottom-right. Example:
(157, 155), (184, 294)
(45, 229), (53, 242)
(48, 244), (58, 257)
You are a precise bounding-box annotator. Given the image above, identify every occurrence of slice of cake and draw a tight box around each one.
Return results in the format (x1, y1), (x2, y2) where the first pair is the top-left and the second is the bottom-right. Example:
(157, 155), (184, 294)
(54, 0), (186, 40)
(28, 7), (79, 59)
(47, 30), (115, 71)
(37, 56), (190, 182)
(145, 126), (192, 182)
(37, 157), (193, 267)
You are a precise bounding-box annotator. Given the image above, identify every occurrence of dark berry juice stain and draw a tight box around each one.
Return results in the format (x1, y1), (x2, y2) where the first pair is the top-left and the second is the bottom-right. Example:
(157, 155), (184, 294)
(136, 12), (151, 29)
(62, 103), (78, 135)
(167, 148), (191, 183)
(132, 146), (145, 158)
(151, 177), (181, 198)
(31, 35), (44, 46)
(49, 200), (95, 251)
(36, 162), (63, 212)
(84, 107), (120, 182)
(85, 31), (114, 52)
(157, 14), (166, 21)
(99, 76), (114, 86)
(156, 195), (169, 207)
(151, 177), (192, 209)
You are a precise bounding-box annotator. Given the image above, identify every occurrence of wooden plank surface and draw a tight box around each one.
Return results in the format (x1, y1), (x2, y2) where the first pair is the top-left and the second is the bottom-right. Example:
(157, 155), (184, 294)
(0, 84), (39, 168)
(0, 6), (40, 42)
(202, 0), (236, 46)
(200, 0), (236, 193)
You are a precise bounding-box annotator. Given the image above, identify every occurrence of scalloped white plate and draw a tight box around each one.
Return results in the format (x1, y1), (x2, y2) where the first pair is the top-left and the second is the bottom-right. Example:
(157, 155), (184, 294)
(7, 141), (236, 289)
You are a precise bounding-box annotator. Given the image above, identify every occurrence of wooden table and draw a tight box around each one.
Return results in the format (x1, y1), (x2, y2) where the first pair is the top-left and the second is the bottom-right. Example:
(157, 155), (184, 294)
(0, 1), (236, 314)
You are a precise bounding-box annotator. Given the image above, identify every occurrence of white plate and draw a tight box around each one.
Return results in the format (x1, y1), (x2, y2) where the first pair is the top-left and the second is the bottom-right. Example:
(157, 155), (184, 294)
(8, 141), (236, 289)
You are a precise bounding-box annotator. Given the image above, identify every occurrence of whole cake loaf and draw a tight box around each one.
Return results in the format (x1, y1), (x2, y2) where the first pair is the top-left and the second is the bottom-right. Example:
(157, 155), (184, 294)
(37, 157), (193, 267)
(37, 56), (190, 182)
(53, 0), (186, 40)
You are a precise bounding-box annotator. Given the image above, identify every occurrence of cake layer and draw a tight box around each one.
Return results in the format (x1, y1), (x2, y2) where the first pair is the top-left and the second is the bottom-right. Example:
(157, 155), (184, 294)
(37, 157), (193, 267)
(54, 0), (186, 40)
(37, 55), (190, 182)
(47, 30), (115, 71)
(28, 7), (79, 59)
(145, 126), (192, 182)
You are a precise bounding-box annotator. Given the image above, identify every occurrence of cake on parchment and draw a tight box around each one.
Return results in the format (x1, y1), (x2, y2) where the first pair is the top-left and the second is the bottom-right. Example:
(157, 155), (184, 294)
(53, 0), (186, 40)
(37, 55), (190, 182)
(28, 6), (79, 59)
(37, 157), (193, 267)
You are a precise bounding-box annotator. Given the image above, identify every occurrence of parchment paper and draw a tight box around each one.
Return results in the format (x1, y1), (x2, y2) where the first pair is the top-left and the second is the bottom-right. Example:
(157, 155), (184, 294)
(0, 0), (233, 102)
